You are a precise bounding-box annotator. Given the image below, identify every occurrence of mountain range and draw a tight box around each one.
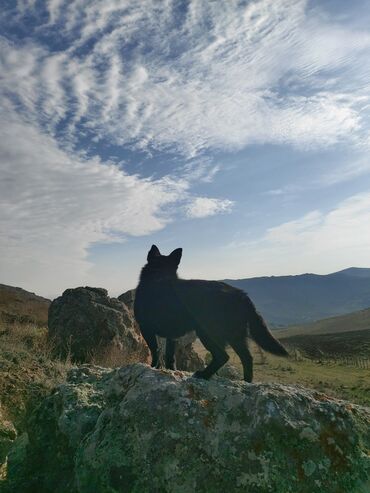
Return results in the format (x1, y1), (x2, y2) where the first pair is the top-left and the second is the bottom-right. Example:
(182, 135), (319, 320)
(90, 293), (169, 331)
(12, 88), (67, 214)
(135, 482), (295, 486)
(1, 266), (370, 329)
(224, 267), (370, 326)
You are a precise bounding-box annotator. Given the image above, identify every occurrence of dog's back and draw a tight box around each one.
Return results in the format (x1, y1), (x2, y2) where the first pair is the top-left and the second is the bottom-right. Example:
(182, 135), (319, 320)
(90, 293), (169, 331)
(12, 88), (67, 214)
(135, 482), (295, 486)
(170, 279), (248, 342)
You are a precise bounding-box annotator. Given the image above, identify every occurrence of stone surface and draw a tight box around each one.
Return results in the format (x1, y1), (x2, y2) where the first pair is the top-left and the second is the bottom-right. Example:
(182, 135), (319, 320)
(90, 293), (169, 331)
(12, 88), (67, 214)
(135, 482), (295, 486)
(167, 330), (204, 372)
(117, 289), (136, 311)
(216, 362), (242, 380)
(6, 364), (370, 493)
(48, 287), (148, 363)
(118, 289), (204, 372)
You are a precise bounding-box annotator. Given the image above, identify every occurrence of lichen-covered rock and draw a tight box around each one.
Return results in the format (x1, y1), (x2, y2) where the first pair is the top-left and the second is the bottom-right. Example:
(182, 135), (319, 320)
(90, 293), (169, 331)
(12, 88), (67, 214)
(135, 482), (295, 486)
(117, 289), (136, 311)
(6, 365), (112, 492)
(7, 364), (370, 493)
(216, 362), (242, 380)
(118, 289), (204, 372)
(49, 287), (148, 363)
(173, 331), (204, 372)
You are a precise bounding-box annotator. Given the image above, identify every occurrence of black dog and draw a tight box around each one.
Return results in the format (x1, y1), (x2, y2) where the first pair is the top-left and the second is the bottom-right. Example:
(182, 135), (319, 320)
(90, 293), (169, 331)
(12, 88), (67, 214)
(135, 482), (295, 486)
(134, 245), (288, 381)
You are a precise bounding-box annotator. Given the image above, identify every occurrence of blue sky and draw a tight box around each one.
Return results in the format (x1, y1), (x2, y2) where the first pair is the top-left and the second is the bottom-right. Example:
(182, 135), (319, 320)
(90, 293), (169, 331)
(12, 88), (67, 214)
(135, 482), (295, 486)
(1, 0), (370, 298)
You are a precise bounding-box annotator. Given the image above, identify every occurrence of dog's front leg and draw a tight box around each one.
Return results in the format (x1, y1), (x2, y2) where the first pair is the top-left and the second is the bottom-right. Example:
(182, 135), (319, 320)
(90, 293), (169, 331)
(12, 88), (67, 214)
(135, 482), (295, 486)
(140, 327), (161, 368)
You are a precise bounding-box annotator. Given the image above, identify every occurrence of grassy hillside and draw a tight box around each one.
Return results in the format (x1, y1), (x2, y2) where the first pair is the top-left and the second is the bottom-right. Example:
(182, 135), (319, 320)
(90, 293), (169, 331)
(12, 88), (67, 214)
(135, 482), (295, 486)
(275, 306), (370, 338)
(0, 323), (71, 432)
(246, 348), (370, 407)
(224, 267), (370, 326)
(282, 328), (370, 360)
(0, 284), (50, 327)
(273, 308), (370, 362)
(194, 338), (370, 407)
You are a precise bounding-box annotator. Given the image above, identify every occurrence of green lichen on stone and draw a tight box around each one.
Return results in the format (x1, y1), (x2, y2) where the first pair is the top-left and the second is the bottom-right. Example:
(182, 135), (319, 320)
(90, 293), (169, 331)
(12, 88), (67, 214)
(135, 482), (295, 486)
(4, 363), (370, 492)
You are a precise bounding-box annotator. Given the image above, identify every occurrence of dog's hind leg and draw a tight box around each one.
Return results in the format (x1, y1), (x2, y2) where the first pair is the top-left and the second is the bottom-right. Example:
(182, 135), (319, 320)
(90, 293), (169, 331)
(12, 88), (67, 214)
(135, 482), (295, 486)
(229, 337), (253, 382)
(193, 330), (229, 380)
(165, 338), (176, 370)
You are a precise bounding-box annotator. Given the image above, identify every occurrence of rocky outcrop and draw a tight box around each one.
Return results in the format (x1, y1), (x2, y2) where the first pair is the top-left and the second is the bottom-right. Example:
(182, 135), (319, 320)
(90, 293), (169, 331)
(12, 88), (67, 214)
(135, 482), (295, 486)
(117, 289), (136, 311)
(6, 364), (370, 493)
(48, 287), (149, 363)
(118, 289), (204, 372)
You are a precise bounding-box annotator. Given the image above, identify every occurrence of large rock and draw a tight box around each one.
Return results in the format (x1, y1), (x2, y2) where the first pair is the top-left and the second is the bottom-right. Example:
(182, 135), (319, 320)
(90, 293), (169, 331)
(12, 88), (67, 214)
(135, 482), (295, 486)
(118, 289), (204, 372)
(166, 331), (204, 372)
(48, 287), (149, 363)
(7, 364), (370, 493)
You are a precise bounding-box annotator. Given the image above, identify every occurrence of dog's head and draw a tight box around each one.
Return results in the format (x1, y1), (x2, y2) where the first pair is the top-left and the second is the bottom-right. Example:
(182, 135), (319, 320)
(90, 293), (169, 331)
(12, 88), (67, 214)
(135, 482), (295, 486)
(145, 244), (182, 279)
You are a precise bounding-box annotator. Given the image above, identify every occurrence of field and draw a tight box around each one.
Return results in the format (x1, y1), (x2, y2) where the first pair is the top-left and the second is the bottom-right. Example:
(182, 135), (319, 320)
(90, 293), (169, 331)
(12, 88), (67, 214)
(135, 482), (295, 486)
(194, 337), (370, 407)
(281, 329), (370, 364)
(275, 306), (370, 337)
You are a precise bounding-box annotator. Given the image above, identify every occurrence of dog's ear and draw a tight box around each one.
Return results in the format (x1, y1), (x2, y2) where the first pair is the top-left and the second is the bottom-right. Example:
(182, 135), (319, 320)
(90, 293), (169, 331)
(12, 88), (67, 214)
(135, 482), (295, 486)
(169, 248), (182, 265)
(147, 244), (161, 261)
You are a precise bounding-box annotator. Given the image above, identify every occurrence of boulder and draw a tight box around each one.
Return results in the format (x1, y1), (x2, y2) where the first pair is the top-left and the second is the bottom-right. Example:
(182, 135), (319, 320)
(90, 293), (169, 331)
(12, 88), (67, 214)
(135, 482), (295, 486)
(48, 287), (149, 364)
(118, 289), (204, 372)
(166, 331), (204, 372)
(117, 289), (136, 311)
(217, 362), (242, 380)
(7, 364), (370, 493)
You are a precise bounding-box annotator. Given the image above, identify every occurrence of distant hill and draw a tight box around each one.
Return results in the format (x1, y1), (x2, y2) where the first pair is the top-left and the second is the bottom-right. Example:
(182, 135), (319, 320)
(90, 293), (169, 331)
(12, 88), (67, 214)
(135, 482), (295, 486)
(273, 307), (370, 361)
(0, 284), (50, 327)
(275, 306), (370, 338)
(224, 267), (370, 326)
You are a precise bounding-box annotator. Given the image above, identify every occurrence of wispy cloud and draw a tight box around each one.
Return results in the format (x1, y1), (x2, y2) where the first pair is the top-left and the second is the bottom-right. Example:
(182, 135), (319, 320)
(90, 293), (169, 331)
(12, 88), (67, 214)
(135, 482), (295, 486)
(224, 193), (370, 277)
(320, 158), (370, 185)
(1, 0), (370, 157)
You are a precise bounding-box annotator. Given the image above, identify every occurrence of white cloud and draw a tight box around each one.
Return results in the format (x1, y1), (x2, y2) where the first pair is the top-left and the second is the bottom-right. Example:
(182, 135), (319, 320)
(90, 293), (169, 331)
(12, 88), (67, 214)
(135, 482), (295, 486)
(0, 102), (232, 295)
(222, 193), (370, 278)
(266, 193), (370, 270)
(185, 197), (234, 219)
(320, 158), (370, 185)
(2, 0), (370, 157)
(182, 192), (370, 281)
(2, 1), (370, 295)
(0, 107), (189, 295)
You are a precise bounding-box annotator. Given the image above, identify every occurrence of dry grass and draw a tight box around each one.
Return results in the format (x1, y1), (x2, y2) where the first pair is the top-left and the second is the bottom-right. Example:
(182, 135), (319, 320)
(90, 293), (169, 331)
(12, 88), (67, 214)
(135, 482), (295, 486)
(0, 287), (49, 327)
(0, 322), (72, 430)
(194, 339), (370, 407)
(0, 319), (150, 432)
(89, 342), (149, 368)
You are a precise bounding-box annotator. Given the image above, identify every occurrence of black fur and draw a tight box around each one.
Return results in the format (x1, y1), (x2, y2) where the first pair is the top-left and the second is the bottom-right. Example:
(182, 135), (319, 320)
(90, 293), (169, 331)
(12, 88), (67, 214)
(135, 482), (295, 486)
(134, 245), (288, 382)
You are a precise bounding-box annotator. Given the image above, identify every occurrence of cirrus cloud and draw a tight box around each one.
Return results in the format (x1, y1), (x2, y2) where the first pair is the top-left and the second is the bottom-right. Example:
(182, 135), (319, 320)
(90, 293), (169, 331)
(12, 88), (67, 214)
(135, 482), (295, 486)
(1, 0), (370, 156)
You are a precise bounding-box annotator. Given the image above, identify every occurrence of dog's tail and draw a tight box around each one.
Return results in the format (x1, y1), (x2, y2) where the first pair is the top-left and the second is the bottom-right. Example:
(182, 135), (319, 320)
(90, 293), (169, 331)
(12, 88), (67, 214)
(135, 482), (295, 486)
(245, 296), (288, 356)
